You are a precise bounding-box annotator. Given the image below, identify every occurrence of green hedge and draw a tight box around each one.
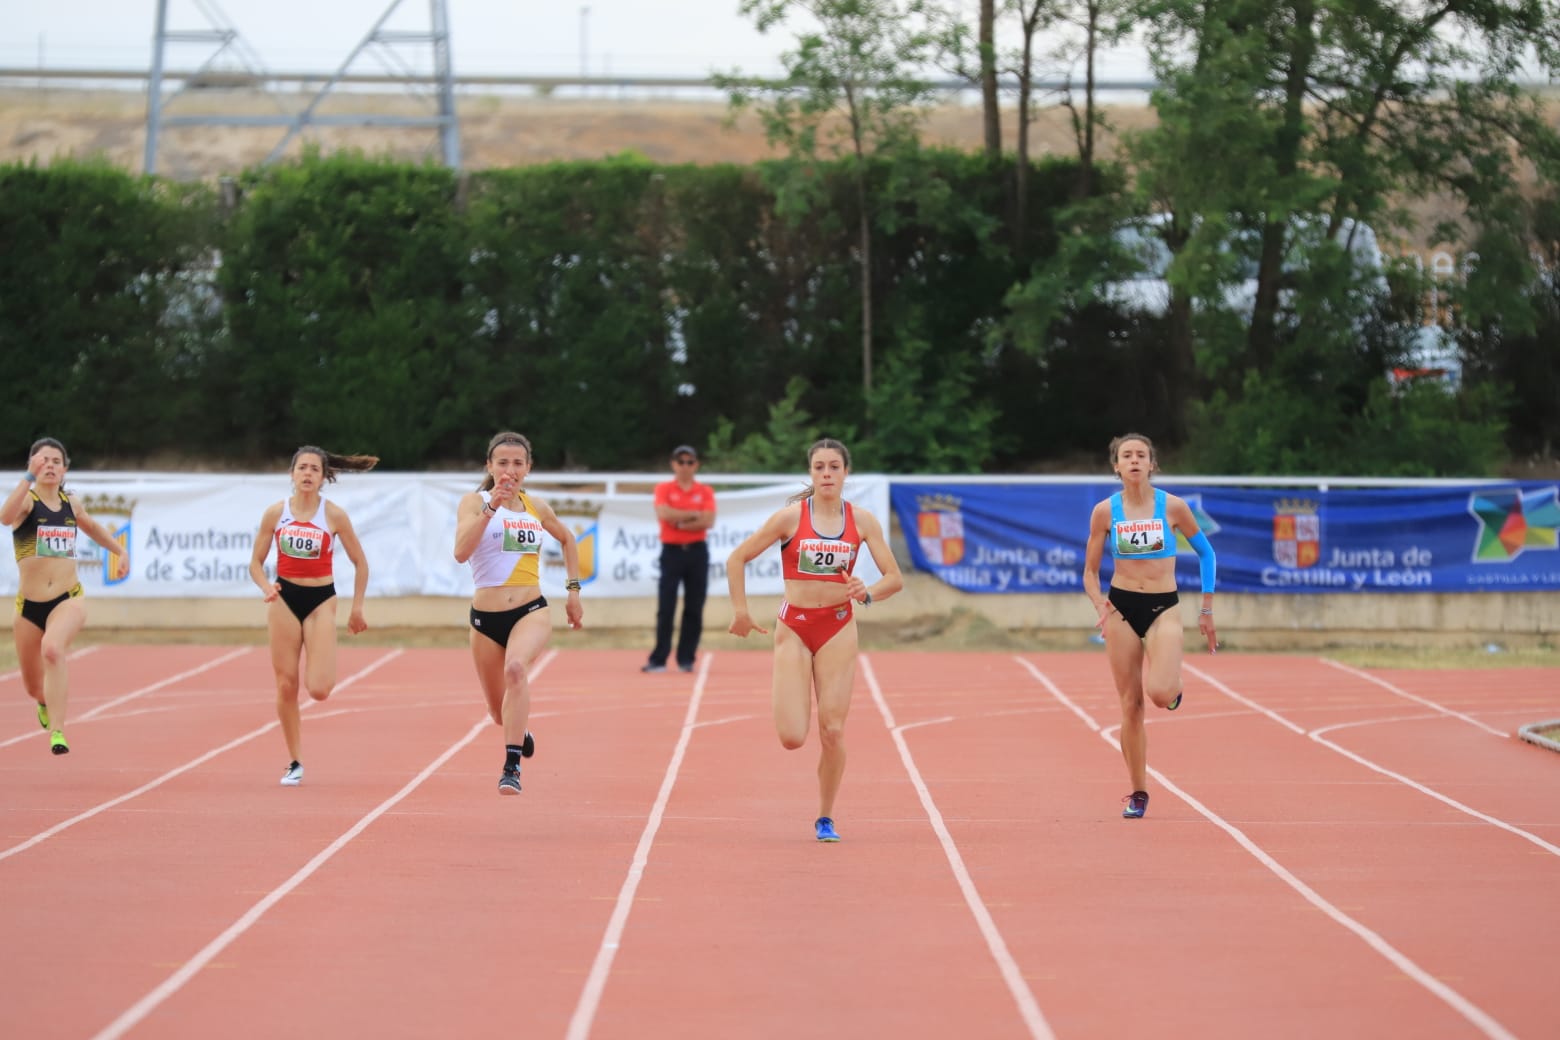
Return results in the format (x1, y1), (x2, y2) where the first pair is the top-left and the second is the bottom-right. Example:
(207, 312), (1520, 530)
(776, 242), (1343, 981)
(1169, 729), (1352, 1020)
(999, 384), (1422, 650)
(0, 153), (1531, 474)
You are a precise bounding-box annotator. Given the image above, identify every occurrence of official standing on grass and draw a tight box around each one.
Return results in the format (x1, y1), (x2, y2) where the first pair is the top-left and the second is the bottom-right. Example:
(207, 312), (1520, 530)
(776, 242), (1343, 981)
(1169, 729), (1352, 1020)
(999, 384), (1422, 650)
(643, 445), (716, 674)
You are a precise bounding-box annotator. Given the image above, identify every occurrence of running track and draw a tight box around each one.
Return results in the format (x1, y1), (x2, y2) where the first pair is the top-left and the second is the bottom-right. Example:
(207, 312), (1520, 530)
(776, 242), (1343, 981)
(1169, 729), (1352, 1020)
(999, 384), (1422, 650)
(1, 646), (1555, 1039)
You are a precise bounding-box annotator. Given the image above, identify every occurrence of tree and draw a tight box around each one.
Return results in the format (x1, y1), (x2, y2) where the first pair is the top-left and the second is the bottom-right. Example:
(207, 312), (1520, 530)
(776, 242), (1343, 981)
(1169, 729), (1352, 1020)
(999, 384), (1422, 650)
(1064, 0), (1559, 468)
(723, 0), (945, 401)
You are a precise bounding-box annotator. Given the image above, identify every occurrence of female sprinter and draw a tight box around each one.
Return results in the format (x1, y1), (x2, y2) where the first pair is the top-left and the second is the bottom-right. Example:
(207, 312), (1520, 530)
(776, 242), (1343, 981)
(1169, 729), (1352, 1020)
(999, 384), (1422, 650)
(248, 446), (377, 786)
(3, 437), (128, 754)
(453, 432), (583, 796)
(1082, 432), (1217, 820)
(726, 437), (903, 842)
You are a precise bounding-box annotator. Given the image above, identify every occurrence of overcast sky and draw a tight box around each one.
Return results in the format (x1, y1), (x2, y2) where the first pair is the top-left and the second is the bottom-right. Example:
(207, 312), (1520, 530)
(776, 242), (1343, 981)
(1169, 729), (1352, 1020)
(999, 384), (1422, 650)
(3, 0), (802, 78)
(3, 0), (1162, 85)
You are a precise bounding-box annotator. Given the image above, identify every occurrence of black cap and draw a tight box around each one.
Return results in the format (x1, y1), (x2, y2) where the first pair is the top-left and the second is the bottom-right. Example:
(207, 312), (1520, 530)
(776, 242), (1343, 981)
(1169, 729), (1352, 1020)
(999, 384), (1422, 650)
(671, 445), (698, 460)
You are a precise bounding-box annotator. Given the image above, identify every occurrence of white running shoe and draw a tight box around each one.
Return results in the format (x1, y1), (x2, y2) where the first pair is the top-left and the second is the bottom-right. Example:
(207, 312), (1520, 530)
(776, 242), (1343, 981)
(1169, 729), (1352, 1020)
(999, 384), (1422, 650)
(280, 761), (304, 786)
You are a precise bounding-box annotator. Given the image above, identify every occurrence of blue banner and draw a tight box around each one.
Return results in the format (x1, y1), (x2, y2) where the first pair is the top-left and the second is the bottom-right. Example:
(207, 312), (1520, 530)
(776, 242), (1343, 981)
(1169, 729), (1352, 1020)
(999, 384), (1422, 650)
(891, 482), (1560, 594)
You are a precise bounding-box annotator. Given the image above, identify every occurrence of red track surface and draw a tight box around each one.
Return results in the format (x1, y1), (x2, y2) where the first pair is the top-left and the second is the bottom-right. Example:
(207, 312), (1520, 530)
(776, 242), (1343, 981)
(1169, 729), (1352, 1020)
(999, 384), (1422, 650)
(1, 646), (1555, 1039)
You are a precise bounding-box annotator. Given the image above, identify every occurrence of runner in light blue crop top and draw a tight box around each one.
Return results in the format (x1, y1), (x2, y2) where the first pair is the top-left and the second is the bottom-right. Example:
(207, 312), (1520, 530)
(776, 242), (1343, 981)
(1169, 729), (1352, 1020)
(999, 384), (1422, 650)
(1108, 488), (1178, 560)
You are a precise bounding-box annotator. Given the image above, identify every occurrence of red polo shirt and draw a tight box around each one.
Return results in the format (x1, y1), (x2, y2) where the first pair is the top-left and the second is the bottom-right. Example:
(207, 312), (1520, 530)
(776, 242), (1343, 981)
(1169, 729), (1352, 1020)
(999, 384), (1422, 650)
(655, 479), (716, 545)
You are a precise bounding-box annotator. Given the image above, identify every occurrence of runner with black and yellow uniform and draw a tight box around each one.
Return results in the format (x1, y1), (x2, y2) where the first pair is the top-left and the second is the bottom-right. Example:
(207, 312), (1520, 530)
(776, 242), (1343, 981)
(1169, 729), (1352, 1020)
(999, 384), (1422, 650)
(2, 438), (127, 754)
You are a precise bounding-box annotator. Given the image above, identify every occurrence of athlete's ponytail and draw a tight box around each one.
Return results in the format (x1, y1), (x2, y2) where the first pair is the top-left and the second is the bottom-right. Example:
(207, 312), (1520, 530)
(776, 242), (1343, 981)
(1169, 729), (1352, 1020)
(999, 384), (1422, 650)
(291, 445), (380, 484)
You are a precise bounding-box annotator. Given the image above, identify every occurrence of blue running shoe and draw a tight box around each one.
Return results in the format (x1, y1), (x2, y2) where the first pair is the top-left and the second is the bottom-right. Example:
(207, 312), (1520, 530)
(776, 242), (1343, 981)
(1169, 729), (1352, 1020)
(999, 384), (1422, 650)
(498, 767), (522, 795)
(521, 731), (535, 758)
(1167, 691), (1182, 711)
(815, 816), (841, 842)
(1121, 791), (1148, 819)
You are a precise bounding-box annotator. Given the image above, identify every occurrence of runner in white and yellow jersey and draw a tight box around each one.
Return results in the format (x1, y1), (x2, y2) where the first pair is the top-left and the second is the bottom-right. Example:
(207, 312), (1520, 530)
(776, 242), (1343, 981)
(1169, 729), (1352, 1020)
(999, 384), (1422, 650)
(454, 431), (584, 796)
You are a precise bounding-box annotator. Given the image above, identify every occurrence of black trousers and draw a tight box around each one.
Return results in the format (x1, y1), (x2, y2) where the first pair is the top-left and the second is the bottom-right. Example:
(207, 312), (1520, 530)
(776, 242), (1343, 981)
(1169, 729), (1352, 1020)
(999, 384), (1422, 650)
(650, 541), (709, 668)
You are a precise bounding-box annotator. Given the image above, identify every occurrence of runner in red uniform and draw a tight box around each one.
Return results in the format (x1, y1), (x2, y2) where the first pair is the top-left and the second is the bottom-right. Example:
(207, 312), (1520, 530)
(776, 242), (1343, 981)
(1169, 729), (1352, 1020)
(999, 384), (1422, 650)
(248, 445), (376, 786)
(726, 438), (903, 842)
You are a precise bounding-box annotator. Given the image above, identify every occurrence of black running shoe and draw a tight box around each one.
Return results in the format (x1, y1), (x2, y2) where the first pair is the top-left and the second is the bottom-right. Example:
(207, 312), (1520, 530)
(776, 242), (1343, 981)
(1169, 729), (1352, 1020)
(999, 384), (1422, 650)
(521, 731), (535, 758)
(498, 767), (522, 795)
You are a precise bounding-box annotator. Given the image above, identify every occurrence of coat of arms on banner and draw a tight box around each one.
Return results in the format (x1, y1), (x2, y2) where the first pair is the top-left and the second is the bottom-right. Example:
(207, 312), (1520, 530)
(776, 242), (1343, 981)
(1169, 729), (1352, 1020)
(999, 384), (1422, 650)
(543, 498), (601, 585)
(78, 494), (135, 586)
(1272, 498), (1320, 568)
(916, 493), (964, 566)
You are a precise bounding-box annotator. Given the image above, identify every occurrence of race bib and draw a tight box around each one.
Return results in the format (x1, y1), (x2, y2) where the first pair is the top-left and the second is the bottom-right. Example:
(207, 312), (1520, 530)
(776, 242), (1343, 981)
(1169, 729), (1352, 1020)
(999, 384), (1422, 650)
(797, 537), (854, 576)
(502, 516), (544, 554)
(278, 524), (325, 560)
(1114, 518), (1167, 556)
(36, 523), (77, 559)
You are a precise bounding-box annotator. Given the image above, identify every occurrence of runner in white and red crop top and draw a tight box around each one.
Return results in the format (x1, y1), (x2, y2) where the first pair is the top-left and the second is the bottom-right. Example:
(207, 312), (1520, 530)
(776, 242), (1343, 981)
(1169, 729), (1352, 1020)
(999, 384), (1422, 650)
(724, 437), (904, 843)
(248, 445), (376, 787)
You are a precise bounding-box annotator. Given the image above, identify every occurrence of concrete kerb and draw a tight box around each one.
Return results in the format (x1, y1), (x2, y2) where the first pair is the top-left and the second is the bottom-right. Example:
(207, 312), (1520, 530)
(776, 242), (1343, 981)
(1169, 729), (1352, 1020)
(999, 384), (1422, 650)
(1517, 720), (1560, 754)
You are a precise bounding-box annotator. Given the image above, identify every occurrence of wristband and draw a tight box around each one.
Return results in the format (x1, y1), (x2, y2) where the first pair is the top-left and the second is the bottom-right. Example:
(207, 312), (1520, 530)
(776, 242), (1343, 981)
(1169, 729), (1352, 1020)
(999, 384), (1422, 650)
(25, 472), (36, 483)
(482, 502), (495, 516)
(565, 579), (582, 592)
(1199, 607), (1213, 615)
(862, 591), (873, 607)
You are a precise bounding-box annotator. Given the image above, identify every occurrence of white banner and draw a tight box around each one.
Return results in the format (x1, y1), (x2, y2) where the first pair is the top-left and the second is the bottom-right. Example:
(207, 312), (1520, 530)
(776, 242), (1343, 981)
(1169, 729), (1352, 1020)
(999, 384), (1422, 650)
(0, 474), (889, 600)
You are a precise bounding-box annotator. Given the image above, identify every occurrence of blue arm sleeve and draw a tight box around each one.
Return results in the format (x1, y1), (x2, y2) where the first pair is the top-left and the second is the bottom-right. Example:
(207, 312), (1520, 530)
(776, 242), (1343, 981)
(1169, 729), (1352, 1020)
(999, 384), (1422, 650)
(1188, 531), (1216, 593)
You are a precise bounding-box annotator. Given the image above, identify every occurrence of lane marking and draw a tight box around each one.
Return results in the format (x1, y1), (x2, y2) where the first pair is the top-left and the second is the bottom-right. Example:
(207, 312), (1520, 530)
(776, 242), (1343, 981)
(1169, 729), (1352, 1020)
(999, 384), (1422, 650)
(89, 649), (552, 1040)
(0, 648), (252, 750)
(1018, 657), (1519, 1040)
(1319, 659), (1510, 738)
(865, 655), (1056, 1040)
(1185, 663), (1560, 860)
(565, 652), (712, 1040)
(0, 644), (98, 684)
(0, 651), (402, 863)
(1307, 716), (1560, 859)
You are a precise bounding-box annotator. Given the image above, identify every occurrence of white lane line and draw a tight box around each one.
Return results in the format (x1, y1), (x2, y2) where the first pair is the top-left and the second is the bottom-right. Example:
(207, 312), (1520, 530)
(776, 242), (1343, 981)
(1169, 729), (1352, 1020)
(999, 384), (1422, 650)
(1186, 662), (1560, 860)
(866, 655), (1056, 1040)
(565, 652), (712, 1040)
(1307, 716), (1560, 858)
(1018, 657), (1519, 1040)
(90, 728), (487, 1038)
(1319, 658), (1511, 738)
(0, 644), (99, 684)
(0, 647), (252, 750)
(0, 651), (402, 863)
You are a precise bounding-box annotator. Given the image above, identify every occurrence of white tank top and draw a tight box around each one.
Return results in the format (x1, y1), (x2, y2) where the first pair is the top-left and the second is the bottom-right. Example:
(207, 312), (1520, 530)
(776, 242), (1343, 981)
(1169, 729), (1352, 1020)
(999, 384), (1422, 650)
(469, 491), (547, 589)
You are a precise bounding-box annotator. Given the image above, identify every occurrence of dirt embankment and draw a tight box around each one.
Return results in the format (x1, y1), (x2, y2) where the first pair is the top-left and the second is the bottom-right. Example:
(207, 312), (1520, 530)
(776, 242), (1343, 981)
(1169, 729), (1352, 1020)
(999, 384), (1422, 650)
(1, 85), (1150, 178)
(3, 86), (1480, 253)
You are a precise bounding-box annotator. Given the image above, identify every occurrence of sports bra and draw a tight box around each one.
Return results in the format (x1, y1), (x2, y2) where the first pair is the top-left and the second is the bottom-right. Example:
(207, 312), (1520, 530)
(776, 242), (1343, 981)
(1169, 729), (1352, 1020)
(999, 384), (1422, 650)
(469, 491), (547, 589)
(12, 490), (77, 562)
(780, 499), (861, 582)
(1108, 488), (1177, 560)
(275, 496), (336, 580)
